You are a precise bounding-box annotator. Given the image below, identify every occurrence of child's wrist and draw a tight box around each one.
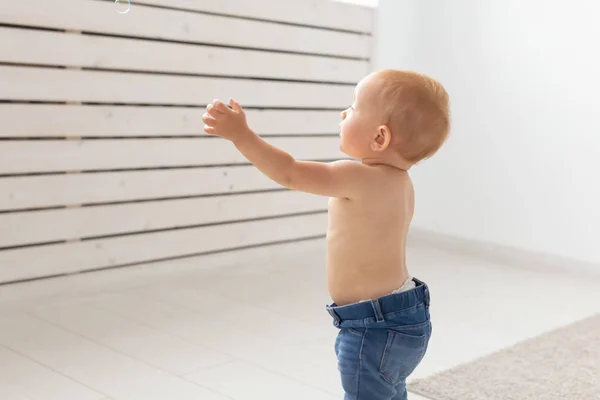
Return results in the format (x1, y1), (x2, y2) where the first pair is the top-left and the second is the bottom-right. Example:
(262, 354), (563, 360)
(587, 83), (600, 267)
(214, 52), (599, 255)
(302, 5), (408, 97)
(232, 128), (257, 145)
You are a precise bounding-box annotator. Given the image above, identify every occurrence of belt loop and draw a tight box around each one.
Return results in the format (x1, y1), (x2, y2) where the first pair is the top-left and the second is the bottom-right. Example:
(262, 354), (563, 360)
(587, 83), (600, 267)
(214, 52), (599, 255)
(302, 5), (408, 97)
(370, 299), (385, 323)
(326, 306), (342, 327)
(423, 286), (431, 308)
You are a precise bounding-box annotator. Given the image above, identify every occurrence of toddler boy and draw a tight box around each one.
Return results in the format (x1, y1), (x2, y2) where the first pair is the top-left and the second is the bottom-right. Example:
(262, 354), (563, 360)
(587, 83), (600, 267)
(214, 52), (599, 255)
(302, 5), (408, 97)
(202, 69), (450, 399)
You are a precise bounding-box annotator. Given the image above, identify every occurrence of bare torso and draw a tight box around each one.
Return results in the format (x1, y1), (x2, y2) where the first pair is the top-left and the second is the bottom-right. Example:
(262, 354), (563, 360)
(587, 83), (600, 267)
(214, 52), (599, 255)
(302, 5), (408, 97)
(326, 166), (414, 306)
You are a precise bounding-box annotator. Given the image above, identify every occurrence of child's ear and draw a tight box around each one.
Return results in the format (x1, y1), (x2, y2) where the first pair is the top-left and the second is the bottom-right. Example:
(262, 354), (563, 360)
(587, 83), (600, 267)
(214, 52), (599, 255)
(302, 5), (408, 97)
(371, 125), (392, 152)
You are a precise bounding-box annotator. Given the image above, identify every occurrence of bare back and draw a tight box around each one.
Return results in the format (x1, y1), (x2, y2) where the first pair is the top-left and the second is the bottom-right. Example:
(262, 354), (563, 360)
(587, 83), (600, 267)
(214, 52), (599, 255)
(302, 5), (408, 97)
(326, 166), (414, 306)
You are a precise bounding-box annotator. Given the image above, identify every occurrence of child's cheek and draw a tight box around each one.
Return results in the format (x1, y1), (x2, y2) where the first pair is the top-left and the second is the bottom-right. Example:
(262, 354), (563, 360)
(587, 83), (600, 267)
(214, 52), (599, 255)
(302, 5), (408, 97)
(339, 123), (346, 139)
(339, 128), (348, 148)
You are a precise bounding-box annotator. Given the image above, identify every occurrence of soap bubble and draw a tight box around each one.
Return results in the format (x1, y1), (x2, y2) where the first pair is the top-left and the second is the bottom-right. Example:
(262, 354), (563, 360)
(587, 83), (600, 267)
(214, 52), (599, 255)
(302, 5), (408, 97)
(115, 0), (131, 14)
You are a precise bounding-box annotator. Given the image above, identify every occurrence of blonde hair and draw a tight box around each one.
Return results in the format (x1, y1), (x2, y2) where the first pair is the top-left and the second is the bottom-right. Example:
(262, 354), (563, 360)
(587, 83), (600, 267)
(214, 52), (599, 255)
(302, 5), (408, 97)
(371, 69), (450, 163)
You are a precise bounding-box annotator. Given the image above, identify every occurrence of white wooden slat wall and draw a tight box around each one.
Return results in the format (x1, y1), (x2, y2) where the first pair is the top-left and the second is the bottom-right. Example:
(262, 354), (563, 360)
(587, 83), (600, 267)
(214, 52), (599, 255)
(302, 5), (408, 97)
(0, 0), (374, 284)
(0, 138), (343, 173)
(1, 105), (343, 137)
(0, 27), (367, 83)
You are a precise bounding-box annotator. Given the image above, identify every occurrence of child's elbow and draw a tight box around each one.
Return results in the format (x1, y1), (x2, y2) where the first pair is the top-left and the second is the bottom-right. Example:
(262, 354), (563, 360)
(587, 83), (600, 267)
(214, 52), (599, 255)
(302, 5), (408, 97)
(276, 160), (298, 189)
(278, 173), (295, 190)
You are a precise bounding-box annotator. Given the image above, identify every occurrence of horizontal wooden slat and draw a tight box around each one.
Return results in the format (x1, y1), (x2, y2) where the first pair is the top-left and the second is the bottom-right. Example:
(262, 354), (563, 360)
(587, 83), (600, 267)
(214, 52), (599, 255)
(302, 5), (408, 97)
(137, 0), (373, 33)
(0, 137), (342, 174)
(0, 105), (341, 137)
(0, 66), (354, 107)
(0, 191), (327, 248)
(0, 166), (280, 211)
(0, 27), (368, 83)
(0, 0), (370, 58)
(0, 213), (327, 284)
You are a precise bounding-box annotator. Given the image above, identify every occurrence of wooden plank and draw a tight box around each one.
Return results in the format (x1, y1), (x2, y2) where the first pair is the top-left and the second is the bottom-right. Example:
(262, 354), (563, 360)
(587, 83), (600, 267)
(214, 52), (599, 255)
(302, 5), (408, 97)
(0, 0), (370, 58)
(0, 167), (281, 211)
(0, 27), (368, 83)
(0, 191), (327, 248)
(0, 137), (343, 174)
(0, 105), (341, 138)
(137, 0), (374, 33)
(0, 66), (354, 107)
(0, 213), (327, 283)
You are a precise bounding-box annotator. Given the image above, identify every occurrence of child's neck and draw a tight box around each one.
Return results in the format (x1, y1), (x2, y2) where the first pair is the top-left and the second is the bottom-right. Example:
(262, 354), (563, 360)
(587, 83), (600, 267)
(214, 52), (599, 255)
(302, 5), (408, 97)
(361, 155), (412, 171)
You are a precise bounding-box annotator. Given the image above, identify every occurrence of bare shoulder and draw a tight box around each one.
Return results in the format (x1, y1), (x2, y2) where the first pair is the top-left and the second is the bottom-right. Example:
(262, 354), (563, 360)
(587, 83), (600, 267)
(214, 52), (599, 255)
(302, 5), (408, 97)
(335, 160), (409, 179)
(330, 159), (386, 177)
(330, 160), (412, 196)
(330, 159), (383, 184)
(365, 166), (414, 213)
(372, 165), (413, 193)
(329, 159), (367, 169)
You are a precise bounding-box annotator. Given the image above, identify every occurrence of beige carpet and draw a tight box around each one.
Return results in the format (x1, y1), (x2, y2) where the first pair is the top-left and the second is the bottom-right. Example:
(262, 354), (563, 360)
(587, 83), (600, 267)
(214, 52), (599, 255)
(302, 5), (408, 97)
(408, 314), (600, 400)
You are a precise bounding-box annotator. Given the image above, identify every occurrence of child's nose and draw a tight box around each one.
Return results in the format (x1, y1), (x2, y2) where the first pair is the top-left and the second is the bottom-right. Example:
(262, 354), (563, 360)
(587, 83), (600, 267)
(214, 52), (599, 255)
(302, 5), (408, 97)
(341, 109), (347, 120)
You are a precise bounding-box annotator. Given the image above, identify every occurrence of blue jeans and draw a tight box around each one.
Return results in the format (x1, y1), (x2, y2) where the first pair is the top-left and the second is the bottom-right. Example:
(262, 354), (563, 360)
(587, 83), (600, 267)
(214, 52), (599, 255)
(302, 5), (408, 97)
(326, 278), (432, 400)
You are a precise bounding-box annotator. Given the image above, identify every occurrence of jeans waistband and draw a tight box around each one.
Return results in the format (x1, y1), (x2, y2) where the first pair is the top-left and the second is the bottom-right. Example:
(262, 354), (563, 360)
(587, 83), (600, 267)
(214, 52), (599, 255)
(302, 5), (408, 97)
(326, 278), (430, 327)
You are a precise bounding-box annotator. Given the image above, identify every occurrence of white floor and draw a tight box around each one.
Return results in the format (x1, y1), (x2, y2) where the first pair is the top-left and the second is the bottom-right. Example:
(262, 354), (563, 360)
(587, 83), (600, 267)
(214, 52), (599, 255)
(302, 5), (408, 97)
(1, 238), (599, 400)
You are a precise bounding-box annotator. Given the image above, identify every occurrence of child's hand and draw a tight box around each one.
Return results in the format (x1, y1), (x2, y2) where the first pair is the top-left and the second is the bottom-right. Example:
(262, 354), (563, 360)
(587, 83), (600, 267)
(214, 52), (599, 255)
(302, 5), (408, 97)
(203, 98), (253, 142)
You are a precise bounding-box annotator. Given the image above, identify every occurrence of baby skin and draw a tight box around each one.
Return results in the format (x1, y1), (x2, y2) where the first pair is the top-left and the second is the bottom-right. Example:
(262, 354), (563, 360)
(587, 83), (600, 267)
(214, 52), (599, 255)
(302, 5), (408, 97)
(203, 69), (449, 400)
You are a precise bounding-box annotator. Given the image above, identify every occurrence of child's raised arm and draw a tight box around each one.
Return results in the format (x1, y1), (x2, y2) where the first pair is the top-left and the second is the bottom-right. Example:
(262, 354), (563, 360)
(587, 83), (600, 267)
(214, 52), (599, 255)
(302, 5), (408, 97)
(203, 99), (372, 198)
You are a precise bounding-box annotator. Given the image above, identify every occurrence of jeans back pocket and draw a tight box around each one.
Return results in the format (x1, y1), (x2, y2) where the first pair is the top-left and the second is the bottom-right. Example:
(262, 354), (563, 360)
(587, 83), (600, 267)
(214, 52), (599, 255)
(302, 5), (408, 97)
(378, 322), (431, 386)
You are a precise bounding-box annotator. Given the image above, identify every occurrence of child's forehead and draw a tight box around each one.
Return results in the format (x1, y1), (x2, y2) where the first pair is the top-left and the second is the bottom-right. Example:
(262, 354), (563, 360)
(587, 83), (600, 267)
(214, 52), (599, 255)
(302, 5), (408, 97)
(355, 76), (369, 91)
(355, 75), (379, 99)
(354, 78), (368, 97)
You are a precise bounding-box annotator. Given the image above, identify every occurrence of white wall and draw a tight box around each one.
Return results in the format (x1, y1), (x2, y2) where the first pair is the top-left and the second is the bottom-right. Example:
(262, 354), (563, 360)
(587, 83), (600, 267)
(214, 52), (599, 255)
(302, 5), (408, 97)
(376, 0), (600, 264)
